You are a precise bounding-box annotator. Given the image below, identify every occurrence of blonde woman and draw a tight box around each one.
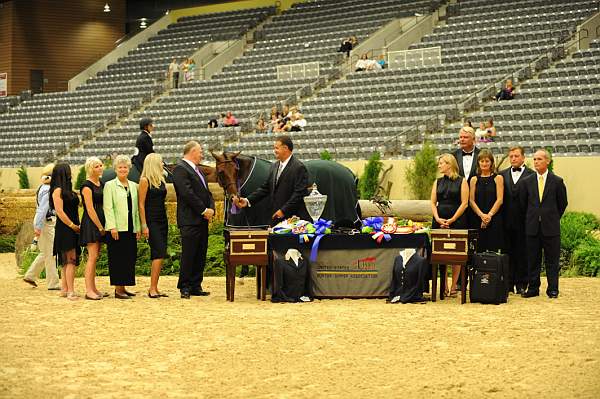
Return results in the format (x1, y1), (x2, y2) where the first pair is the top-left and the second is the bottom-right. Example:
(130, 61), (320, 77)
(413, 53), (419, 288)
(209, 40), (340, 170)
(80, 157), (107, 300)
(139, 153), (168, 298)
(103, 155), (141, 299)
(430, 153), (469, 296)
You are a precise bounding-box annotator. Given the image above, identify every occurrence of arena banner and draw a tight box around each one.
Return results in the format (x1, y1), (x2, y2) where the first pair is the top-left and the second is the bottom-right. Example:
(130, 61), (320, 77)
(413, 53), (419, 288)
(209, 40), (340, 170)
(0, 73), (7, 97)
(306, 247), (401, 297)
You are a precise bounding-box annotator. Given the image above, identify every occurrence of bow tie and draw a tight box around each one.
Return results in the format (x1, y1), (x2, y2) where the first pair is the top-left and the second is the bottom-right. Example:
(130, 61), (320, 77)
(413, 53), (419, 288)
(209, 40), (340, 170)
(512, 167), (522, 172)
(462, 151), (473, 157)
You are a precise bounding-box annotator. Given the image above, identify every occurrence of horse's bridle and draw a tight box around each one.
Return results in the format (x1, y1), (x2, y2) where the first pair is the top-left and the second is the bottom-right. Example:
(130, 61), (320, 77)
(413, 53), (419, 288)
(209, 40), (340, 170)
(216, 158), (240, 198)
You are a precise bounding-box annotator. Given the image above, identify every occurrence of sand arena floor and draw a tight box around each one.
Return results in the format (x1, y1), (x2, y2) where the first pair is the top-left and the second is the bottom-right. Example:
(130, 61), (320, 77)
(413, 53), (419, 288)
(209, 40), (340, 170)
(0, 253), (599, 398)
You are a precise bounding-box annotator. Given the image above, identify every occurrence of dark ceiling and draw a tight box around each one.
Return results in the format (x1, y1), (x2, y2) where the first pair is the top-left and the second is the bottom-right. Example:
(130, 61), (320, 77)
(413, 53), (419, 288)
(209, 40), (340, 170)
(126, 0), (233, 22)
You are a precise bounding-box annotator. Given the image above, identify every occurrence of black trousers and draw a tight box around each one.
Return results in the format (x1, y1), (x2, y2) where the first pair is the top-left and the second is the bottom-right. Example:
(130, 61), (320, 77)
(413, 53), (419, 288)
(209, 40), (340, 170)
(526, 230), (561, 294)
(177, 223), (208, 291)
(506, 226), (528, 289)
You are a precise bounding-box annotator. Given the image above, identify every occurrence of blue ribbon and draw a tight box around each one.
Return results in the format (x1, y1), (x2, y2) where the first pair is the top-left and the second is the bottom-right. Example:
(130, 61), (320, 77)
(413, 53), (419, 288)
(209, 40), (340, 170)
(362, 216), (383, 231)
(309, 219), (332, 261)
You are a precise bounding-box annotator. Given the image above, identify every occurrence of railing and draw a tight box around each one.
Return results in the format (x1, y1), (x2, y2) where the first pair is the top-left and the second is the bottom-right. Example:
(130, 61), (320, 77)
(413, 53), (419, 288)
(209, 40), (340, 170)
(383, 114), (442, 157)
(276, 61), (320, 81)
(388, 46), (441, 69)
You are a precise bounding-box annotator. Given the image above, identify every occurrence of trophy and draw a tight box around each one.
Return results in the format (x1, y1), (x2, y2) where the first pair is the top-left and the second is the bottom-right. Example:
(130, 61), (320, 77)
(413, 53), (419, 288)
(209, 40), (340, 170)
(303, 183), (328, 222)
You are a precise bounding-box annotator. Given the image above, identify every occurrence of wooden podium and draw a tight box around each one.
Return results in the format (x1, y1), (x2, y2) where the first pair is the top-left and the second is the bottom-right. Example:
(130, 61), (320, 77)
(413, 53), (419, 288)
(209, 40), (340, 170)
(430, 229), (478, 304)
(223, 228), (270, 302)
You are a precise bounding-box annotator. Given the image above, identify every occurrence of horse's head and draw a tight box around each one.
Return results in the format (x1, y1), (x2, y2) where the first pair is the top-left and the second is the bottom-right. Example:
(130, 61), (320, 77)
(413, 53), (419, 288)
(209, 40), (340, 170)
(211, 150), (241, 199)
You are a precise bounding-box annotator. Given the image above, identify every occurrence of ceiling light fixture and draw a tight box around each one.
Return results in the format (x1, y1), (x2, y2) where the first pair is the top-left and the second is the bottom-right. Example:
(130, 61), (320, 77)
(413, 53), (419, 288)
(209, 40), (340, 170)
(140, 19), (147, 28)
(103, 3), (110, 12)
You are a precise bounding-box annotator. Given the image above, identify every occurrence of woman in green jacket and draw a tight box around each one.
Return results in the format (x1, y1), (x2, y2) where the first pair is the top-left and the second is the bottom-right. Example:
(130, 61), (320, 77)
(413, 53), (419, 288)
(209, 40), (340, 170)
(103, 155), (141, 299)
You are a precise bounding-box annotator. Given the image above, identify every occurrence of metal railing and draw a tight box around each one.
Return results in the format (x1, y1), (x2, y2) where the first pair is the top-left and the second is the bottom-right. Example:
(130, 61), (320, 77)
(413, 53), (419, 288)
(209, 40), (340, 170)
(383, 114), (442, 157)
(388, 46), (442, 69)
(276, 61), (320, 81)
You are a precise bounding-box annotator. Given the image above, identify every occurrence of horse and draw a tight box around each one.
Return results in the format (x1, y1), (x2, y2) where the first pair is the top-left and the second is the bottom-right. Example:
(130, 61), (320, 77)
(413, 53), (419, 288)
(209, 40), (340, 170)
(211, 151), (361, 228)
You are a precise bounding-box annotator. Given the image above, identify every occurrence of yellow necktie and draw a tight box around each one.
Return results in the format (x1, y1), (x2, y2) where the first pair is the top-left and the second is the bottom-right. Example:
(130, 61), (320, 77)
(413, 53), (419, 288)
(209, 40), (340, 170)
(538, 175), (544, 203)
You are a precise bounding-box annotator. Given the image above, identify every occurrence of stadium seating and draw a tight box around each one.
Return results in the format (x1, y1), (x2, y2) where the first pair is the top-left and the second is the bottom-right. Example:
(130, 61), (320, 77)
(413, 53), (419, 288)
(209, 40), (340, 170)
(1, 0), (599, 167)
(63, 0), (435, 164)
(279, 0), (599, 160)
(457, 37), (600, 156)
(0, 7), (275, 167)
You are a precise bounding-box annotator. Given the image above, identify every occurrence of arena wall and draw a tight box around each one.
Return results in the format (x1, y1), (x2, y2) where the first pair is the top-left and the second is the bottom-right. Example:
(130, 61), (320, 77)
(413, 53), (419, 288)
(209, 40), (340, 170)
(0, 0), (126, 95)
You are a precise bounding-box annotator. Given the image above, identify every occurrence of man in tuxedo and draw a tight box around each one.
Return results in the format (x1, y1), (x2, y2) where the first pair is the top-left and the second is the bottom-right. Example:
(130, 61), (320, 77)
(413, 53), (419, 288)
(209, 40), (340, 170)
(452, 126), (480, 229)
(499, 146), (534, 294)
(132, 117), (155, 173)
(172, 141), (215, 299)
(520, 149), (568, 299)
(235, 135), (309, 224)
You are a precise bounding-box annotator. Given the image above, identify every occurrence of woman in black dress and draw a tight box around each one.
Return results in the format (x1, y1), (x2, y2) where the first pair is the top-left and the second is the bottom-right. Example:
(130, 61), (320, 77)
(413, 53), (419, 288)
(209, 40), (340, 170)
(80, 157), (106, 300)
(103, 155), (141, 299)
(469, 149), (505, 252)
(430, 153), (469, 297)
(139, 153), (169, 298)
(49, 163), (81, 300)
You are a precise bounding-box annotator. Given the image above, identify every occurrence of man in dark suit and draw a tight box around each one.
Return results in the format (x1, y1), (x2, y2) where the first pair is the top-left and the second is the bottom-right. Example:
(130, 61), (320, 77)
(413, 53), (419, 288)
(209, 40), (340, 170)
(499, 146), (535, 294)
(520, 149), (568, 299)
(452, 125), (480, 229)
(132, 117), (155, 172)
(172, 141), (215, 299)
(235, 135), (309, 225)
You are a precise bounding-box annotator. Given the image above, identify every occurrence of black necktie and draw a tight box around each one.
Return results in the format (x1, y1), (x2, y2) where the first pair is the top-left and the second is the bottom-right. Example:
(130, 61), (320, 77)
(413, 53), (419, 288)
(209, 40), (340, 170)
(512, 167), (522, 172)
(462, 151), (473, 157)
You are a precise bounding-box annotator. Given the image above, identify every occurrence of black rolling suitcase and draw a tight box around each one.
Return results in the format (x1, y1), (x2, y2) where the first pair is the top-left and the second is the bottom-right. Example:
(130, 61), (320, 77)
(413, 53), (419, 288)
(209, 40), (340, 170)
(470, 252), (509, 304)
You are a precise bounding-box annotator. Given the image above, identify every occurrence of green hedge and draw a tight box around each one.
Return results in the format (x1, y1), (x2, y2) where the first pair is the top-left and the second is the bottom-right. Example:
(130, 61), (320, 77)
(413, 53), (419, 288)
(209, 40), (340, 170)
(560, 212), (600, 277)
(19, 222), (226, 277)
(0, 235), (16, 253)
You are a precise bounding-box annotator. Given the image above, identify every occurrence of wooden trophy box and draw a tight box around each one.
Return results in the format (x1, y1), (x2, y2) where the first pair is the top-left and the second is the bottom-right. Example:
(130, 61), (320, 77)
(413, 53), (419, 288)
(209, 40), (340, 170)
(223, 228), (270, 302)
(225, 229), (269, 264)
(430, 229), (477, 265)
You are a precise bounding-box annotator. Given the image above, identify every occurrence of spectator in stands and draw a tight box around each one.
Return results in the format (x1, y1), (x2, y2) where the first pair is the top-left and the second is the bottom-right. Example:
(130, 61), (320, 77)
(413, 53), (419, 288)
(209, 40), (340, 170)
(494, 79), (514, 101)
(103, 155), (141, 300)
(132, 117), (155, 173)
(469, 149), (505, 252)
(338, 36), (358, 57)
(282, 104), (291, 121)
(79, 157), (107, 301)
(218, 113), (226, 127)
(485, 118), (497, 141)
(355, 54), (369, 71)
(475, 121), (487, 142)
(430, 154), (469, 297)
(139, 153), (169, 298)
(208, 116), (219, 128)
(256, 114), (267, 133)
(290, 112), (307, 132)
(377, 54), (387, 69)
(181, 59), (189, 82)
(50, 163), (81, 301)
(185, 58), (196, 81)
(23, 163), (60, 291)
(169, 58), (180, 89)
(223, 111), (239, 127)
(269, 108), (281, 134)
